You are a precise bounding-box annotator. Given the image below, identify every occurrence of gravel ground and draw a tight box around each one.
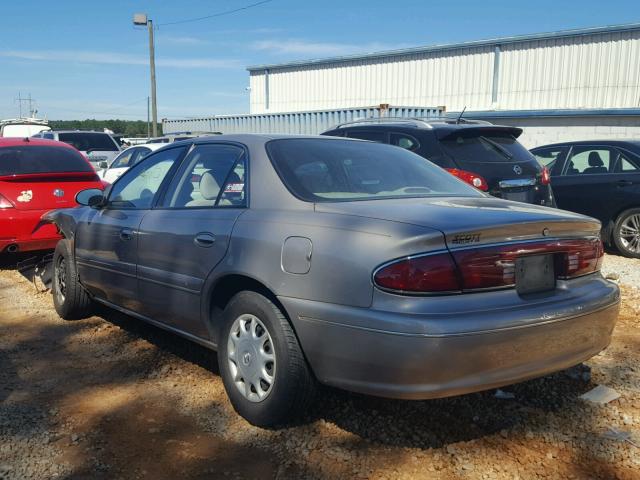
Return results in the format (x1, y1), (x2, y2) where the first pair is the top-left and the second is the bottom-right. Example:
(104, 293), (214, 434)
(0, 252), (639, 480)
(602, 252), (640, 287)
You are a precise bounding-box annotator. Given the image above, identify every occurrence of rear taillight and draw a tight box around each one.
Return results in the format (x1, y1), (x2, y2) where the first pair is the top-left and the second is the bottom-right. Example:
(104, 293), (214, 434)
(373, 238), (603, 295)
(373, 253), (461, 293)
(445, 168), (489, 191)
(540, 166), (551, 185)
(0, 193), (15, 209)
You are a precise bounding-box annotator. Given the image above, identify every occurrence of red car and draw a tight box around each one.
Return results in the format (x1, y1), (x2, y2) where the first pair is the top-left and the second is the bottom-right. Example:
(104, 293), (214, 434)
(0, 137), (104, 253)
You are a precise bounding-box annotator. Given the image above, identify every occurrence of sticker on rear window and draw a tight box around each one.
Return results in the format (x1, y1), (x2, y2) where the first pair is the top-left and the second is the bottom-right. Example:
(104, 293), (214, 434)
(224, 183), (244, 193)
(17, 190), (33, 203)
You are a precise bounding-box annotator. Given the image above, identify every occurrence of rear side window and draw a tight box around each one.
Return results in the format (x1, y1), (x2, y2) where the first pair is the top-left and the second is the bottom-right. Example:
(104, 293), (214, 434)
(440, 132), (534, 164)
(58, 133), (119, 152)
(390, 133), (420, 151)
(0, 146), (93, 175)
(267, 138), (481, 202)
(616, 151), (640, 172)
(346, 131), (387, 142)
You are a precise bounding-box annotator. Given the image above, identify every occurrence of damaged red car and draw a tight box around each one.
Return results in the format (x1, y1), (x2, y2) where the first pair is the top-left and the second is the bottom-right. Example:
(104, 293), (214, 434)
(0, 137), (104, 253)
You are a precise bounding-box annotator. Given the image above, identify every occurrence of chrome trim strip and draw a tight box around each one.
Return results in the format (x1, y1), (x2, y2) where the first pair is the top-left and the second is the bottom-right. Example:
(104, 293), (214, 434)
(499, 178), (537, 188)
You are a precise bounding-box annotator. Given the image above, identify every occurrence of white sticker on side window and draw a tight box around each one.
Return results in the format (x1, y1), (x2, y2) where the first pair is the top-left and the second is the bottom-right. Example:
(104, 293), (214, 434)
(224, 183), (244, 193)
(17, 190), (33, 203)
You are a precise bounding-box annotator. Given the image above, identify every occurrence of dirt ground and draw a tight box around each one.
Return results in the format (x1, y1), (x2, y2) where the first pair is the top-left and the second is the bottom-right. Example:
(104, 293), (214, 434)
(0, 253), (639, 480)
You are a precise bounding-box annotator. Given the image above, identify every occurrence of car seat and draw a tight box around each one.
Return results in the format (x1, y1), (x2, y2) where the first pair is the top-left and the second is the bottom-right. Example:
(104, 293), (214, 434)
(582, 152), (608, 174)
(186, 171), (220, 207)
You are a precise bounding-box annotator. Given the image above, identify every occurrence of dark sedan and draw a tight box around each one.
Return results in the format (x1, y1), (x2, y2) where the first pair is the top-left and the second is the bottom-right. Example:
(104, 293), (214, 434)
(531, 140), (640, 258)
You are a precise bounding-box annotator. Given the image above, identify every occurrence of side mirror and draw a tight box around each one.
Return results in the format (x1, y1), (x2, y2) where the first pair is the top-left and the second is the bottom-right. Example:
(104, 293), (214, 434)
(75, 188), (105, 208)
(99, 161), (108, 169)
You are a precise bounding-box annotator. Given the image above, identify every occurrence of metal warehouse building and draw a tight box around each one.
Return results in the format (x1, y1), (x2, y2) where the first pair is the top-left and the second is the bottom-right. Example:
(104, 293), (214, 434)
(244, 23), (640, 147)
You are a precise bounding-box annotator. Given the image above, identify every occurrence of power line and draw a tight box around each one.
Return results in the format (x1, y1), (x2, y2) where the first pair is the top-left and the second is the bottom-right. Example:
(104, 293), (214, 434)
(157, 0), (273, 26)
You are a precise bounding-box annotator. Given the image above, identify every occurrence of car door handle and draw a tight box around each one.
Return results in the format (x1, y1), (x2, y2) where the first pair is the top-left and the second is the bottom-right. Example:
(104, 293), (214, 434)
(194, 233), (216, 248)
(120, 228), (135, 241)
(617, 180), (633, 187)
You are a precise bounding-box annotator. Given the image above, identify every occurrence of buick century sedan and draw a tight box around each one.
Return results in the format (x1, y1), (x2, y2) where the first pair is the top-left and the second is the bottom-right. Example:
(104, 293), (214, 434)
(45, 135), (620, 427)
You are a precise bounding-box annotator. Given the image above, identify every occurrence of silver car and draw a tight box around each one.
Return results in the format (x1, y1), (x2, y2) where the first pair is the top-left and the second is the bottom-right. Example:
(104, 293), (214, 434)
(45, 135), (620, 427)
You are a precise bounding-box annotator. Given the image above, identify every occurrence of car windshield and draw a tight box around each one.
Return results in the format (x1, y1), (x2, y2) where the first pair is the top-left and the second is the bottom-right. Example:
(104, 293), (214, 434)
(0, 146), (93, 175)
(440, 131), (535, 164)
(267, 138), (482, 202)
(58, 132), (119, 152)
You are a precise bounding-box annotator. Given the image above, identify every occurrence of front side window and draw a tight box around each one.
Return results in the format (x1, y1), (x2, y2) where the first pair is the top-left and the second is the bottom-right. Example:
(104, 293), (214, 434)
(267, 138), (481, 202)
(110, 149), (135, 169)
(564, 147), (613, 175)
(532, 146), (567, 170)
(58, 133), (119, 152)
(162, 144), (246, 208)
(108, 146), (186, 209)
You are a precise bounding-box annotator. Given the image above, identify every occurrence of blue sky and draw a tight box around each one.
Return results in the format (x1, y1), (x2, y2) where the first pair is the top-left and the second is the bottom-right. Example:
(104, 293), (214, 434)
(1, 0), (638, 121)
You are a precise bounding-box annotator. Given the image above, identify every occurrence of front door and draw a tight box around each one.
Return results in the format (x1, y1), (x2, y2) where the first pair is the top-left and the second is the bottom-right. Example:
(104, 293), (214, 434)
(136, 143), (248, 339)
(551, 145), (618, 223)
(75, 145), (188, 310)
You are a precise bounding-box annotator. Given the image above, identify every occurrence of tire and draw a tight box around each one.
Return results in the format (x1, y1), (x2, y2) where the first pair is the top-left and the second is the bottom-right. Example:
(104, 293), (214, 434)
(52, 239), (93, 319)
(217, 291), (316, 428)
(612, 208), (640, 259)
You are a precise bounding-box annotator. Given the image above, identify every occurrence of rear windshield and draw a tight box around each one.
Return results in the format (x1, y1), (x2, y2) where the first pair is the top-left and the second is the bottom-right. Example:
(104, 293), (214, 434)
(440, 131), (535, 164)
(0, 146), (93, 175)
(58, 133), (119, 152)
(267, 138), (481, 202)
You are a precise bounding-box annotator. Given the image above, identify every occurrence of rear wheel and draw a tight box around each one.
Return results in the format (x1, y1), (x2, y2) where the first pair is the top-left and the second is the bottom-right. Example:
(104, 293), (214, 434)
(218, 291), (316, 428)
(52, 240), (93, 319)
(612, 208), (640, 258)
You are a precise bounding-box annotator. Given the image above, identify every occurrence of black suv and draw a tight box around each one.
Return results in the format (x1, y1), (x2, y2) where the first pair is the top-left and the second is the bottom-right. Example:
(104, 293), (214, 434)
(322, 119), (555, 207)
(531, 140), (640, 258)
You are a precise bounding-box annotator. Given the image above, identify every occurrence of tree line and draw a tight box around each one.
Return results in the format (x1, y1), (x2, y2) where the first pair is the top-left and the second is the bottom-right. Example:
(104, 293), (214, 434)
(48, 119), (162, 137)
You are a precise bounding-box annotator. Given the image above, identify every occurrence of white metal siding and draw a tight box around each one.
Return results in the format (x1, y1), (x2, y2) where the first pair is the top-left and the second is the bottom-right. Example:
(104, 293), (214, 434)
(249, 29), (640, 114)
(250, 47), (495, 114)
(498, 30), (640, 110)
(163, 106), (442, 135)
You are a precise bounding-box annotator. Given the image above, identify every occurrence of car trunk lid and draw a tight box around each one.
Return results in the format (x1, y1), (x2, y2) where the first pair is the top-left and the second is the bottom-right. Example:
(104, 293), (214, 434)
(315, 196), (600, 247)
(0, 172), (102, 210)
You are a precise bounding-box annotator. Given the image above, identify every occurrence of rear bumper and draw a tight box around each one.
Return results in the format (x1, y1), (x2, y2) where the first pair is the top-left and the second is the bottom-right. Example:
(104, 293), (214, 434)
(280, 275), (619, 399)
(0, 209), (60, 252)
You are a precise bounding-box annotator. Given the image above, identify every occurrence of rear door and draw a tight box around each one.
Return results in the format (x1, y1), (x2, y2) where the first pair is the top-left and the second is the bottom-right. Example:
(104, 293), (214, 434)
(135, 143), (248, 339)
(74, 145), (188, 310)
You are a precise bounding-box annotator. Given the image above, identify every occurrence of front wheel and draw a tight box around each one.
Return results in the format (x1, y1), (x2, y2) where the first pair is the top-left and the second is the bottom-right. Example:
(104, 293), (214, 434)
(612, 208), (640, 258)
(218, 291), (316, 428)
(52, 239), (93, 319)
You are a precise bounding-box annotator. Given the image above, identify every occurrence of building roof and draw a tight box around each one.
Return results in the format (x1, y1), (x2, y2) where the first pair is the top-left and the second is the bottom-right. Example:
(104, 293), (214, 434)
(247, 22), (640, 72)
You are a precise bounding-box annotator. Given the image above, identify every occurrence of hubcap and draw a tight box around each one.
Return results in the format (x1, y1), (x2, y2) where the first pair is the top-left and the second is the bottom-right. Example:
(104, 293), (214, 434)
(55, 256), (67, 303)
(619, 214), (640, 253)
(227, 314), (276, 402)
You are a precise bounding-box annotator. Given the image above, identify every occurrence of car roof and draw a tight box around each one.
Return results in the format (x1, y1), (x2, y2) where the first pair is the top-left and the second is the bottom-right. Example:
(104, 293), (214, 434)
(0, 137), (77, 149)
(532, 139), (640, 149)
(325, 119), (524, 138)
(47, 130), (114, 134)
(186, 133), (369, 146)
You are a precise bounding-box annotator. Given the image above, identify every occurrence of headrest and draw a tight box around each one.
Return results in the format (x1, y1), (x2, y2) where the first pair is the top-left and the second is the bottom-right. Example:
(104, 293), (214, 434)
(588, 151), (604, 167)
(199, 171), (220, 200)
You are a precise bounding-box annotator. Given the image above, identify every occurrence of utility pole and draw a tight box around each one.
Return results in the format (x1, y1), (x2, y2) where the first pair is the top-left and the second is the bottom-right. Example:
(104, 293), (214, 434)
(134, 13), (158, 137)
(147, 96), (150, 139)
